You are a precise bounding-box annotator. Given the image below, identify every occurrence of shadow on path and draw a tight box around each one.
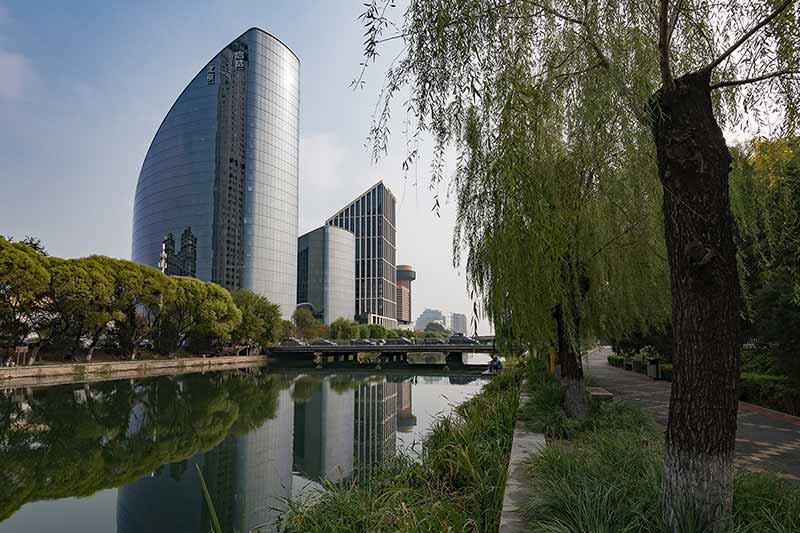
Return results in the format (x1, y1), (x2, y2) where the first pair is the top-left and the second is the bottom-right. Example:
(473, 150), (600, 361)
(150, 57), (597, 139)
(586, 347), (800, 481)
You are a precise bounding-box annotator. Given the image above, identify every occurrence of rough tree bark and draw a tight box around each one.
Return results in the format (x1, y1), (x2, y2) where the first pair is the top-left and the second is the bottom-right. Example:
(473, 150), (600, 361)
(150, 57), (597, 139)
(650, 69), (740, 532)
(554, 304), (588, 419)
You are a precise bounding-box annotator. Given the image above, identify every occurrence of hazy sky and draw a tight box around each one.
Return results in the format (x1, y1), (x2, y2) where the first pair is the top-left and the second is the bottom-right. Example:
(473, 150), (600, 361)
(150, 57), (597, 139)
(0, 0), (491, 333)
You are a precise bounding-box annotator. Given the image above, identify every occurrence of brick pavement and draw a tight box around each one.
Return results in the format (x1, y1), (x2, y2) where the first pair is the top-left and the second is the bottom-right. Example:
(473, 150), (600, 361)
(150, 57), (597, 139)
(586, 347), (800, 481)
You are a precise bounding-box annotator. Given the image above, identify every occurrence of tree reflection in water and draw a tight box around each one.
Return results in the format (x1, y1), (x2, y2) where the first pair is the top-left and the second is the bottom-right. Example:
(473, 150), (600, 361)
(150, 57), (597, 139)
(0, 370), (288, 522)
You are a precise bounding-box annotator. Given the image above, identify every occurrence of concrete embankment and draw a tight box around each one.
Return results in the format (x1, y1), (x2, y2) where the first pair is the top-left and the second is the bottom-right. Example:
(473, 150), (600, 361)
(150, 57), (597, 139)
(0, 355), (270, 388)
(499, 381), (546, 532)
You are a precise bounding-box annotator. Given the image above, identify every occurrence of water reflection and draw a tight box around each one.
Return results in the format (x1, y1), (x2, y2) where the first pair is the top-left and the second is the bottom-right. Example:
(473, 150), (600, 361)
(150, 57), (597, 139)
(0, 372), (484, 533)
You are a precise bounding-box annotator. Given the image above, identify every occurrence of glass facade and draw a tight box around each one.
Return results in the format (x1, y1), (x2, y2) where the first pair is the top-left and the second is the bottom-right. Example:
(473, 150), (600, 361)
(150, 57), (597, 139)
(326, 181), (397, 328)
(131, 28), (299, 317)
(296, 225), (355, 324)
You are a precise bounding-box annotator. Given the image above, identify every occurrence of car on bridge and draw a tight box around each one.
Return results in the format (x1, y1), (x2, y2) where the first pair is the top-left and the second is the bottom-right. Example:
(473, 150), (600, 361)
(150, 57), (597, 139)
(281, 337), (308, 347)
(424, 337), (446, 344)
(351, 338), (376, 346)
(391, 337), (414, 345)
(449, 333), (478, 345)
(311, 339), (337, 346)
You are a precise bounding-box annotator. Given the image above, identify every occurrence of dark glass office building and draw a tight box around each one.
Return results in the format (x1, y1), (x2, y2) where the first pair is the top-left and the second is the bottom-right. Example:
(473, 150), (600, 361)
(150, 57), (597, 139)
(131, 28), (300, 316)
(327, 181), (397, 328)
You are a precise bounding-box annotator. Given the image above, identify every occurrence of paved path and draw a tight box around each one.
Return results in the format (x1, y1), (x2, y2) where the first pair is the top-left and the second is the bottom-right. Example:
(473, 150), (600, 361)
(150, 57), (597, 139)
(586, 347), (800, 481)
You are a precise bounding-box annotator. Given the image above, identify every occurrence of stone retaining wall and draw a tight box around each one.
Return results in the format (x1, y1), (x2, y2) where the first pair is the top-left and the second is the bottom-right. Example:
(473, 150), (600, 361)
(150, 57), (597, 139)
(0, 355), (270, 388)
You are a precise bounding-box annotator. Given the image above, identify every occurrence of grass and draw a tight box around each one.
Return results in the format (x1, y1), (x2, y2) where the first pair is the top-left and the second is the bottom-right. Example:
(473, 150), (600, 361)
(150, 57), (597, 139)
(283, 365), (523, 532)
(520, 358), (800, 533)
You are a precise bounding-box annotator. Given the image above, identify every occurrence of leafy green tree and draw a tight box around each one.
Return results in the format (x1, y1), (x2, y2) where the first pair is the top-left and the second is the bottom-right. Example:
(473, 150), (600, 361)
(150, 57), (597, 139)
(230, 289), (282, 348)
(424, 322), (447, 334)
(356, 0), (800, 523)
(358, 324), (371, 340)
(731, 138), (800, 380)
(330, 317), (359, 339)
(367, 324), (388, 339)
(91, 257), (176, 359)
(291, 307), (318, 339)
(44, 257), (116, 360)
(386, 329), (399, 339)
(157, 277), (241, 355)
(0, 238), (49, 352)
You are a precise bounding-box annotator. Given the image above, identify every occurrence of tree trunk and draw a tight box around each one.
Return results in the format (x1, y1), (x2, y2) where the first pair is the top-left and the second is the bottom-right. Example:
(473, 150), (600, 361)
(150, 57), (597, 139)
(554, 304), (588, 419)
(650, 69), (740, 532)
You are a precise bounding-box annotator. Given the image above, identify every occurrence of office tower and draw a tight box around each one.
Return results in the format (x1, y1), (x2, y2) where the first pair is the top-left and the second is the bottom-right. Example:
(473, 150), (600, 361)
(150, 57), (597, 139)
(132, 28), (300, 316)
(415, 308), (446, 331)
(327, 181), (397, 328)
(395, 265), (416, 326)
(296, 225), (356, 324)
(450, 312), (468, 335)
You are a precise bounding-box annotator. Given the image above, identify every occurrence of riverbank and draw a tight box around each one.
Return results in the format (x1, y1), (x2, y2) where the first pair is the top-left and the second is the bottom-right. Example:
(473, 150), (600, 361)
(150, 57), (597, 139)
(283, 361), (523, 532)
(0, 355), (270, 388)
(520, 355), (800, 531)
(0, 356), (495, 389)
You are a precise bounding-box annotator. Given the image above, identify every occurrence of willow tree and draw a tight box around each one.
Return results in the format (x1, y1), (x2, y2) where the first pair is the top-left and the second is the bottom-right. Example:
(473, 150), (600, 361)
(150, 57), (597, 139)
(357, 0), (800, 528)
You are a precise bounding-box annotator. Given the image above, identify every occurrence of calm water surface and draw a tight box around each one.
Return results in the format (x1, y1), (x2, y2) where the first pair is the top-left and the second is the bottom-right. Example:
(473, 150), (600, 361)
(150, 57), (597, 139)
(0, 367), (486, 532)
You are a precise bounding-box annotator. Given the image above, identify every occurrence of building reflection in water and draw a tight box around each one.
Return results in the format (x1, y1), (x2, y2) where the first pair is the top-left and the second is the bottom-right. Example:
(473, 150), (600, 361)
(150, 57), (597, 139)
(116, 388), (294, 533)
(116, 376), (415, 532)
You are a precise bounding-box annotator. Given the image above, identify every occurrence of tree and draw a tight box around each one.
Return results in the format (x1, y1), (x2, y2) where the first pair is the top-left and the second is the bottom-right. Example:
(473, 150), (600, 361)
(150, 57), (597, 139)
(330, 317), (359, 339)
(731, 137), (800, 379)
(45, 257), (116, 360)
(93, 257), (175, 360)
(358, 324), (371, 340)
(230, 289), (282, 347)
(157, 277), (241, 355)
(367, 323), (388, 338)
(424, 322), (447, 334)
(291, 307), (319, 339)
(356, 0), (800, 526)
(0, 238), (49, 351)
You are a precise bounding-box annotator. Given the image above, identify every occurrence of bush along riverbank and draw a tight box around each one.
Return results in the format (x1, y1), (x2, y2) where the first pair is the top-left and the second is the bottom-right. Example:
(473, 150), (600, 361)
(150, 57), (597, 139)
(521, 361), (800, 532)
(282, 363), (523, 532)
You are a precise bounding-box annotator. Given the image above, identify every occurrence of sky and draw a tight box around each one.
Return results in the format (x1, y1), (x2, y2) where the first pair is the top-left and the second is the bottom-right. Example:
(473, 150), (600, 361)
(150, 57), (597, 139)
(0, 0), (491, 333)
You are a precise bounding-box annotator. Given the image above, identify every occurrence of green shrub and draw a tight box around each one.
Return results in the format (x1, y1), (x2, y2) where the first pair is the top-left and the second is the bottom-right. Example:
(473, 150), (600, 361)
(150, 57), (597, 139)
(608, 354), (625, 367)
(740, 349), (783, 376)
(739, 373), (800, 416)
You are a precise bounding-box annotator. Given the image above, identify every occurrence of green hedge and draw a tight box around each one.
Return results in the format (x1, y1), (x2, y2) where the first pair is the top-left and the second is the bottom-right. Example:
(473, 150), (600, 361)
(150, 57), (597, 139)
(608, 355), (625, 368)
(739, 373), (800, 416)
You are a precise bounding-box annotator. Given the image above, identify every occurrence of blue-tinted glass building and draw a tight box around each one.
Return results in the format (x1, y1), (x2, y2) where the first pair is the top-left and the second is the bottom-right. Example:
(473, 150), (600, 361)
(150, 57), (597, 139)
(131, 28), (299, 316)
(296, 225), (356, 324)
(326, 181), (397, 328)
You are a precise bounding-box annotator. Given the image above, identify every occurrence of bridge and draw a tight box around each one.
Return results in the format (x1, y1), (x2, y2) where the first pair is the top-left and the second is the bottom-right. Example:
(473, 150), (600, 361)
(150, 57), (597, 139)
(267, 342), (498, 368)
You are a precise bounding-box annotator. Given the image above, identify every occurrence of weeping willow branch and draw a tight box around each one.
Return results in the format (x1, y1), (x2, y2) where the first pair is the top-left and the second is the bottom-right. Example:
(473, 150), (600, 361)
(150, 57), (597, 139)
(711, 69), (800, 89)
(706, 0), (796, 71)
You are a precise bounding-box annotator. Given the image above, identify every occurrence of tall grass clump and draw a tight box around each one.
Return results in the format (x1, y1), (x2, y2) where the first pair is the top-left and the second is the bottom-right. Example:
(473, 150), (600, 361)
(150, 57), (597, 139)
(283, 365), (523, 532)
(520, 358), (800, 532)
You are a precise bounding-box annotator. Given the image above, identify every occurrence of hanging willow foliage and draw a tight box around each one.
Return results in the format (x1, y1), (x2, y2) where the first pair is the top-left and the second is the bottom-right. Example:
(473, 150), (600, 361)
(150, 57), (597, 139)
(357, 0), (799, 350)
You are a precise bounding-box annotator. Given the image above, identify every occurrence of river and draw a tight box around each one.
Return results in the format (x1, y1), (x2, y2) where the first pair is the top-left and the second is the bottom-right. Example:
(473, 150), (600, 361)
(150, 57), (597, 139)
(0, 367), (487, 532)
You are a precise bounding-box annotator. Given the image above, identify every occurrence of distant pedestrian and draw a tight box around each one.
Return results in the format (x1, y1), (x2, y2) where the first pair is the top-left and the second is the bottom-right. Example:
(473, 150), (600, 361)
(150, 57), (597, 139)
(487, 355), (502, 373)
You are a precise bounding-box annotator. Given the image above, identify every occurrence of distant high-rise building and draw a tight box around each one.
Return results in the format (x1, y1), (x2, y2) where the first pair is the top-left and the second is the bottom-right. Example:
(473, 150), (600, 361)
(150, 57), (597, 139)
(395, 265), (416, 325)
(327, 181), (397, 328)
(450, 313), (468, 335)
(131, 28), (300, 317)
(415, 308), (446, 331)
(296, 226), (356, 324)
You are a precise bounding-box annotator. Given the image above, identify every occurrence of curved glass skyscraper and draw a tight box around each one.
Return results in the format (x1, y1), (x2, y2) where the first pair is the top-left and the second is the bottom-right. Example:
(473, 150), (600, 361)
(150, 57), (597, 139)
(132, 28), (299, 316)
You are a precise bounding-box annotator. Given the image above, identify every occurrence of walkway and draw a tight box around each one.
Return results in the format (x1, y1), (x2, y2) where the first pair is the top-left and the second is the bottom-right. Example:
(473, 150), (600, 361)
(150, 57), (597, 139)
(586, 347), (800, 481)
